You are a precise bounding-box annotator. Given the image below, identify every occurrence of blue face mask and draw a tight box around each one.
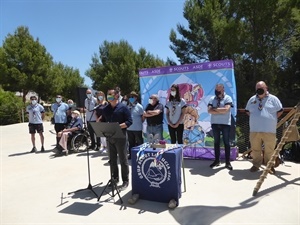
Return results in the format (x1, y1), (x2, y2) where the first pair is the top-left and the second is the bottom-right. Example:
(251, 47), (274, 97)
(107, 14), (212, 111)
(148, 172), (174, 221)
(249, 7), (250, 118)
(129, 97), (135, 104)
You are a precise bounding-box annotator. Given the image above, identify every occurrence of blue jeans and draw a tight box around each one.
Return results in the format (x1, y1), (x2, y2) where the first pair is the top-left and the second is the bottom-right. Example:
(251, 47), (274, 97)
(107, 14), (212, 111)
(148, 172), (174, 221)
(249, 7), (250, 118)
(211, 124), (231, 163)
(146, 124), (163, 142)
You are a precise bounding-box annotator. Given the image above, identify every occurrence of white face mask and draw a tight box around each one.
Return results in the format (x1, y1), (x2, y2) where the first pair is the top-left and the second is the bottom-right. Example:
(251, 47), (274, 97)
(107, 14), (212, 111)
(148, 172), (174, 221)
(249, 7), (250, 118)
(31, 100), (37, 105)
(149, 99), (153, 104)
(56, 98), (61, 103)
(86, 93), (92, 99)
(98, 96), (104, 101)
(170, 91), (176, 97)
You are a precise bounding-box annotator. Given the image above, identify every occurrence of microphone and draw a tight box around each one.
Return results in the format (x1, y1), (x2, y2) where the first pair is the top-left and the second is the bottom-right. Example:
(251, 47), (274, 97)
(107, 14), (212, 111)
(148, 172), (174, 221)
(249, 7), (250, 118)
(89, 105), (100, 112)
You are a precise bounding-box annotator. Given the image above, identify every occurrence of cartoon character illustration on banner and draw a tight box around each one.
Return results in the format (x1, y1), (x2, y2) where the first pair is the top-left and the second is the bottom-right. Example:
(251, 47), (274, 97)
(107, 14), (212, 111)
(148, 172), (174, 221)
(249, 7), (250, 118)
(182, 106), (205, 147)
(181, 83), (203, 107)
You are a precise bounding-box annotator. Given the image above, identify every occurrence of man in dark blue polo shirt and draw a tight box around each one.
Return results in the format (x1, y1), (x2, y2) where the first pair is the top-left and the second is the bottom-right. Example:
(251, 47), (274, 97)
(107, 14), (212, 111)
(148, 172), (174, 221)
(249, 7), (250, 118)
(143, 94), (164, 142)
(101, 88), (132, 191)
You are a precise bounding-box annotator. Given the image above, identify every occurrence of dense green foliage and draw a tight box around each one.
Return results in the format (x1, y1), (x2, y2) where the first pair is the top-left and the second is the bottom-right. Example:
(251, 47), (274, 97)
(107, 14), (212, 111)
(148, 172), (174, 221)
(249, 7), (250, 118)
(170, 0), (300, 107)
(86, 40), (165, 95)
(0, 87), (24, 125)
(0, 26), (85, 103)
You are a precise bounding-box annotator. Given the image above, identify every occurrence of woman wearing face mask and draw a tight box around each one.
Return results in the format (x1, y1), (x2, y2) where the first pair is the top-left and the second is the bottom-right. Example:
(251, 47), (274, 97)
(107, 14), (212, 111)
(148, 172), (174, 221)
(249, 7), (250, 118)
(51, 95), (69, 154)
(95, 91), (108, 151)
(165, 84), (187, 144)
(57, 110), (83, 155)
(66, 99), (75, 124)
(126, 91), (144, 159)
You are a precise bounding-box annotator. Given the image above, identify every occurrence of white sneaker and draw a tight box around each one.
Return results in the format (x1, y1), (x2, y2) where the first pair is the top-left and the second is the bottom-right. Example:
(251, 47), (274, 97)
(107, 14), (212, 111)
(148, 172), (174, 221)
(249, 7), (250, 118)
(168, 199), (177, 209)
(128, 194), (139, 204)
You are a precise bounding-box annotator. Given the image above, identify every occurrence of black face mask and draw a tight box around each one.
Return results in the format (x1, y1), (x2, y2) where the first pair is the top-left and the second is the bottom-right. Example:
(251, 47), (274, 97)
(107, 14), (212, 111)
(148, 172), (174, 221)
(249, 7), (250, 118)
(215, 90), (221, 96)
(256, 88), (265, 95)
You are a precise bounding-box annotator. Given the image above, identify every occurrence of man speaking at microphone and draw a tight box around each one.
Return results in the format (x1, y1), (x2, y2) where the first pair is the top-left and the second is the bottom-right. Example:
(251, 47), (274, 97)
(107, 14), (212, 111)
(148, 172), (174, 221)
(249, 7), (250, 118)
(101, 88), (132, 191)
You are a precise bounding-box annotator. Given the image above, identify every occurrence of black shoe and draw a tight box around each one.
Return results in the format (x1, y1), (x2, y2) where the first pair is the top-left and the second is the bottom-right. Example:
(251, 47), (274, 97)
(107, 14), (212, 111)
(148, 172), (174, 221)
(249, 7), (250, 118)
(30, 147), (37, 153)
(52, 147), (58, 153)
(109, 178), (119, 187)
(210, 161), (220, 168)
(41, 146), (45, 152)
(94, 146), (101, 151)
(87, 146), (95, 150)
(119, 181), (129, 191)
(225, 163), (233, 170)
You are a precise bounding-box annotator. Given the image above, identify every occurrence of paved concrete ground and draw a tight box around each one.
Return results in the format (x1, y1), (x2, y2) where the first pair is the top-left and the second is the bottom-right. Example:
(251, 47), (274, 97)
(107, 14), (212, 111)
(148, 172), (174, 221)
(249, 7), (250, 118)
(1, 122), (299, 225)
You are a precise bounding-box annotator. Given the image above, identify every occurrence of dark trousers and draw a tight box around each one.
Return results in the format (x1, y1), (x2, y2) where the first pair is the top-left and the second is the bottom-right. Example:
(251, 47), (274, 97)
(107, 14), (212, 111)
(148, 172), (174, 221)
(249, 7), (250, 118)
(87, 121), (100, 148)
(108, 137), (129, 182)
(54, 123), (66, 148)
(212, 124), (231, 163)
(168, 124), (184, 144)
(127, 130), (144, 156)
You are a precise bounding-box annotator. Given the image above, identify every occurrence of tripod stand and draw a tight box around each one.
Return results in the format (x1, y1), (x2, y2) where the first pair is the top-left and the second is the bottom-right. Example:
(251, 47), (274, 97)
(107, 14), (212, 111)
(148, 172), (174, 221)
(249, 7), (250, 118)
(68, 111), (102, 198)
(90, 122), (125, 204)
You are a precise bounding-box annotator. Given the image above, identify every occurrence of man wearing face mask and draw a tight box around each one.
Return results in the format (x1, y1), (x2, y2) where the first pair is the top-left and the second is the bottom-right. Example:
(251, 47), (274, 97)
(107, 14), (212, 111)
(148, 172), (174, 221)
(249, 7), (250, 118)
(143, 94), (164, 142)
(165, 84), (187, 144)
(126, 91), (144, 159)
(26, 95), (45, 153)
(101, 89), (132, 191)
(208, 84), (233, 170)
(51, 95), (69, 153)
(84, 89), (99, 150)
(245, 81), (283, 174)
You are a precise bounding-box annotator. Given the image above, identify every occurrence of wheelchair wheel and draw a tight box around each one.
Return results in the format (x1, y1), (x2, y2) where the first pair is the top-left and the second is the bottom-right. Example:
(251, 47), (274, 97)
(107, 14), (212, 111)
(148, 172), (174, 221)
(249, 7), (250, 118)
(71, 133), (89, 152)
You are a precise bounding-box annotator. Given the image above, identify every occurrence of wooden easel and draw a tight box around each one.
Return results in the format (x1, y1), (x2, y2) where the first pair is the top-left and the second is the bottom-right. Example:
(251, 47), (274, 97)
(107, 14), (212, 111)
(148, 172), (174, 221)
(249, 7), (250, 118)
(252, 102), (300, 196)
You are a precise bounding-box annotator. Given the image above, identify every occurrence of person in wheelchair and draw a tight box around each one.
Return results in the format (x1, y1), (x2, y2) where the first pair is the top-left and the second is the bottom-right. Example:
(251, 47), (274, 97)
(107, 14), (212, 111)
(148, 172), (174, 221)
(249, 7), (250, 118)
(56, 110), (83, 156)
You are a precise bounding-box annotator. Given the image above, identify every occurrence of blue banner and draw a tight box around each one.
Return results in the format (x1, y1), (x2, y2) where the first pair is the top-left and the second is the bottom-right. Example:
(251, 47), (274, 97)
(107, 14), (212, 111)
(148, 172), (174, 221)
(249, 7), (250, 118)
(139, 60), (237, 159)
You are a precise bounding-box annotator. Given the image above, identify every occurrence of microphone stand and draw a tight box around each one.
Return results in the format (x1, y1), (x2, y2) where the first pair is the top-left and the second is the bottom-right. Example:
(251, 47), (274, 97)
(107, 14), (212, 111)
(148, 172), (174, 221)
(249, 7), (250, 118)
(68, 110), (102, 198)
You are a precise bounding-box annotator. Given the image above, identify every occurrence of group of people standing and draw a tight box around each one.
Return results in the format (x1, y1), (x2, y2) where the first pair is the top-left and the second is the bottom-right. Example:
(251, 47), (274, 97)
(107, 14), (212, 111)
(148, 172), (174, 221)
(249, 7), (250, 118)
(207, 81), (283, 173)
(26, 80), (283, 192)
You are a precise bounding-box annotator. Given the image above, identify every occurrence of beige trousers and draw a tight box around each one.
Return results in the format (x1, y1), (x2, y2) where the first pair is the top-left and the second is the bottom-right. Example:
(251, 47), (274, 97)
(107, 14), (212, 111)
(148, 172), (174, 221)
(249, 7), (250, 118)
(249, 132), (276, 168)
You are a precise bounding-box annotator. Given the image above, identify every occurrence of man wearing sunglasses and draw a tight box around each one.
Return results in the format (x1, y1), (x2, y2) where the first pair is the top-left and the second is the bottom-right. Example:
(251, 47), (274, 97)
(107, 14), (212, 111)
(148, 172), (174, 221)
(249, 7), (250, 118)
(245, 81), (283, 174)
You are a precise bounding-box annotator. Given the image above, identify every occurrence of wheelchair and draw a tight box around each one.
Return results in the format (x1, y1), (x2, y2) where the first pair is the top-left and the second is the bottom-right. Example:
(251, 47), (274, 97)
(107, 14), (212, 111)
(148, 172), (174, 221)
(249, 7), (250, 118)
(69, 128), (91, 152)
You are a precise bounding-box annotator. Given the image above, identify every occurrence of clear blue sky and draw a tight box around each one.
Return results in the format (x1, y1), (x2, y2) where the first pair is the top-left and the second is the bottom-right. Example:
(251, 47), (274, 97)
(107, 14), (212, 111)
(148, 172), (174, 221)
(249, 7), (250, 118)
(0, 0), (187, 87)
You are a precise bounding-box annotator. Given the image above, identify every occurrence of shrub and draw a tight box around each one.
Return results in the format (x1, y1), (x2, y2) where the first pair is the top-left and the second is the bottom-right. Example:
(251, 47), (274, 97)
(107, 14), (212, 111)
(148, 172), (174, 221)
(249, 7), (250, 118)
(0, 88), (24, 125)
